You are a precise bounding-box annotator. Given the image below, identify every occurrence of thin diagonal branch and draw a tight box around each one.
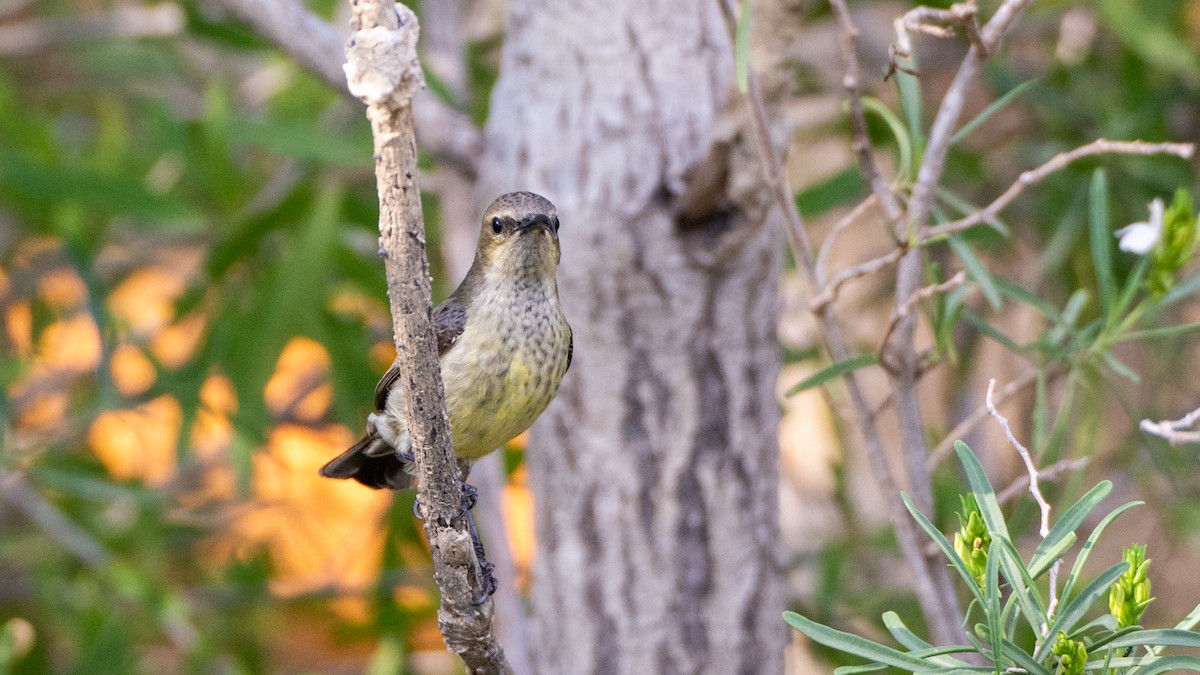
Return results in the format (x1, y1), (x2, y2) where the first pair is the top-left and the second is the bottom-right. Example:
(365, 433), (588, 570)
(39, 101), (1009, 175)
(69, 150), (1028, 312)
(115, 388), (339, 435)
(929, 366), (1043, 468)
(879, 271), (967, 359)
(996, 457), (1089, 505)
(1141, 405), (1200, 446)
(986, 378), (1060, 629)
(815, 195), (878, 282)
(0, 470), (110, 568)
(897, 3), (985, 56)
(924, 140), (1195, 239)
(986, 379), (1049, 537)
(810, 247), (904, 312)
(827, 0), (905, 227)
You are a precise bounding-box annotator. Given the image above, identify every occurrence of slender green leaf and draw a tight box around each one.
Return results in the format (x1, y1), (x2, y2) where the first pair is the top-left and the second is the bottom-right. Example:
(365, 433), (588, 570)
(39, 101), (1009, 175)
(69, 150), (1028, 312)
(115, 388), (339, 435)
(1108, 630), (1200, 650)
(902, 492), (986, 606)
(735, 0), (752, 92)
(1060, 289), (1091, 329)
(785, 354), (878, 396)
(994, 278), (1063, 323)
(795, 166), (868, 218)
(893, 50), (924, 152)
(1000, 636), (1053, 675)
(862, 97), (914, 181)
(783, 612), (935, 671)
(954, 442), (1011, 541)
(1120, 655), (1200, 674)
(833, 664), (888, 674)
(949, 236), (1001, 310)
(1149, 603), (1200, 657)
(1030, 481), (1112, 575)
(961, 311), (1025, 354)
(1038, 562), (1130, 661)
(1102, 351), (1141, 382)
(882, 611), (933, 652)
(952, 78), (1039, 144)
(996, 538), (1048, 621)
(1090, 169), (1116, 319)
(1117, 321), (1200, 343)
(1161, 271), (1200, 307)
(984, 540), (1004, 675)
(1112, 254), (1151, 321)
(1059, 501), (1142, 611)
(0, 151), (199, 223)
(938, 188), (1010, 237)
(882, 613), (975, 668)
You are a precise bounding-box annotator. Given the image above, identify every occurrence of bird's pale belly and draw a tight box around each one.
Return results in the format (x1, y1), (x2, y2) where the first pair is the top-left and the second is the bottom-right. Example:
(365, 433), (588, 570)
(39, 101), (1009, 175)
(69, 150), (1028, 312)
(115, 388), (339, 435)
(443, 357), (560, 459)
(439, 312), (570, 459)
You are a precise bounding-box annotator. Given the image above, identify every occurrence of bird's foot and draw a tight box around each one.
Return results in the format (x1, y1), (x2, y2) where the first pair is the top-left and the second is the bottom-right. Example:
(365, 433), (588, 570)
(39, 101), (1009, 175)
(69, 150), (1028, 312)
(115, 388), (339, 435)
(412, 481), (477, 521)
(459, 482), (478, 515)
(473, 559), (497, 605)
(464, 506), (497, 605)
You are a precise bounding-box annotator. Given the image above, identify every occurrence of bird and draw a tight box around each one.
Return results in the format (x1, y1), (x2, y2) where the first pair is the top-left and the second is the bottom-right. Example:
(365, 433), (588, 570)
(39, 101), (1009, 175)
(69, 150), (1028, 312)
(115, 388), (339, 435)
(320, 191), (573, 492)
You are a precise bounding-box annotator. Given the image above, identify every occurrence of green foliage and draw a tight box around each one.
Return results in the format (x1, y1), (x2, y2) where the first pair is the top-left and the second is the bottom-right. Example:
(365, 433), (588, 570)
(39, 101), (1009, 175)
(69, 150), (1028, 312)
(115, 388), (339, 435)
(1110, 545), (1155, 629)
(952, 494), (991, 589)
(1051, 632), (1088, 675)
(786, 442), (1200, 674)
(1147, 189), (1200, 297)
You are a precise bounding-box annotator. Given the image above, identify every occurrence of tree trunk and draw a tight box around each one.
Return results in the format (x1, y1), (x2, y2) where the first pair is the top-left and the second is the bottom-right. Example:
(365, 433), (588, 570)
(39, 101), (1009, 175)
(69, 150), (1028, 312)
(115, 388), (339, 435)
(480, 2), (786, 673)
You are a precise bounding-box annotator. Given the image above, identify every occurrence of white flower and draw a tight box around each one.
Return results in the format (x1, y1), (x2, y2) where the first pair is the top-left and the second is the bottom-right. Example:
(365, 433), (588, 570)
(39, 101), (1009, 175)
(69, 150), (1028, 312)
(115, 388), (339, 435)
(1114, 198), (1164, 255)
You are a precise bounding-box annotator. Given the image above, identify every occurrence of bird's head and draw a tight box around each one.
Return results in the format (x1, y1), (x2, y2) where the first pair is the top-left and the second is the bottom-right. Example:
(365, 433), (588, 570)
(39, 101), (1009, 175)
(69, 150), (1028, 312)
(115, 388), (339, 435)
(475, 191), (561, 275)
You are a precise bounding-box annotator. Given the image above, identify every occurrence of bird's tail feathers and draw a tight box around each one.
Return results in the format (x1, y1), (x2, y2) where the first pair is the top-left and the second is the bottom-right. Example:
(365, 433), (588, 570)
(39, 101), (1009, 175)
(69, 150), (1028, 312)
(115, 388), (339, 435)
(319, 434), (415, 490)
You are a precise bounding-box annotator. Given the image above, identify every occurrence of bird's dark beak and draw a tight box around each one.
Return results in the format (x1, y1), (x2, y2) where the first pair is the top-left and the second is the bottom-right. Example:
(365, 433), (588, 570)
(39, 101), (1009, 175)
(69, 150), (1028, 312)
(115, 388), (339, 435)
(520, 213), (555, 235)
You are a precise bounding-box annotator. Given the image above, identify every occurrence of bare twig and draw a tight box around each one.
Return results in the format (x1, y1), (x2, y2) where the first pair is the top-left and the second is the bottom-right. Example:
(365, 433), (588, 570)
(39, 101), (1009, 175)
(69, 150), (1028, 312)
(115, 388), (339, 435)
(0, 3), (184, 55)
(815, 195), (878, 282)
(0, 470), (110, 568)
(206, 0), (483, 174)
(345, 2), (509, 671)
(897, 3), (986, 56)
(719, 0), (966, 646)
(810, 247), (904, 312)
(925, 140), (1196, 240)
(986, 378), (1059, 628)
(879, 270), (968, 362)
(929, 367), (1041, 468)
(1141, 405), (1200, 446)
(827, 0), (905, 227)
(986, 379), (1049, 536)
(996, 457), (1089, 505)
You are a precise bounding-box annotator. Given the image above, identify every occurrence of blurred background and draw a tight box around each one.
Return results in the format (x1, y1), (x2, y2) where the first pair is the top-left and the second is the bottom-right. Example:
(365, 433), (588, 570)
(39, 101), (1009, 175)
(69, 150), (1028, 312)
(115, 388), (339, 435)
(2, 0), (1200, 672)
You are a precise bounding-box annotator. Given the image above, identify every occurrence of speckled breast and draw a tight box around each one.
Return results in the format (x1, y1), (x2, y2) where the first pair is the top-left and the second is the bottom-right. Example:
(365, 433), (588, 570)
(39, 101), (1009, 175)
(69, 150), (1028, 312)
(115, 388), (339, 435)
(439, 279), (570, 460)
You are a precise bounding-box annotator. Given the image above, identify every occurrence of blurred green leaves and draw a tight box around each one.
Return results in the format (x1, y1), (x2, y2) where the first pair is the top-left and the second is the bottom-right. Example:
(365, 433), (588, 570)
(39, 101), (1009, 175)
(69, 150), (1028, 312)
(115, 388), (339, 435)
(788, 442), (1200, 674)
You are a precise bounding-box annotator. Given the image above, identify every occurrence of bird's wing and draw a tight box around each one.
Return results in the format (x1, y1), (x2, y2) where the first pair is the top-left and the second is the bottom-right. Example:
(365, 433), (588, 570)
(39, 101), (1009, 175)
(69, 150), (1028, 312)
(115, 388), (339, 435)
(434, 296), (468, 356)
(373, 363), (402, 411)
(566, 327), (573, 373)
(371, 296), (469, 412)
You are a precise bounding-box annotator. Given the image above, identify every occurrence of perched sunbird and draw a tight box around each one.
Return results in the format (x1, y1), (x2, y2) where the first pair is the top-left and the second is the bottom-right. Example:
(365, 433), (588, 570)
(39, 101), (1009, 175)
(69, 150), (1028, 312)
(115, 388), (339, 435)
(320, 191), (573, 491)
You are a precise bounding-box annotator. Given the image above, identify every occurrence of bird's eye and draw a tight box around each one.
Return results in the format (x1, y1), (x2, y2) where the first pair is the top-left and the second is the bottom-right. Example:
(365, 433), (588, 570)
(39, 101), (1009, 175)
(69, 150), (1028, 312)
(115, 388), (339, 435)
(491, 217), (503, 234)
(552, 217), (560, 233)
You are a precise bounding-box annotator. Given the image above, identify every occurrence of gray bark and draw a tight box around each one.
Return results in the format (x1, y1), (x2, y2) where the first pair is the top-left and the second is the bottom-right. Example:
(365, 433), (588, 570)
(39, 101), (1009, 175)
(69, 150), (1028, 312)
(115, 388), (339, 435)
(481, 2), (787, 673)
